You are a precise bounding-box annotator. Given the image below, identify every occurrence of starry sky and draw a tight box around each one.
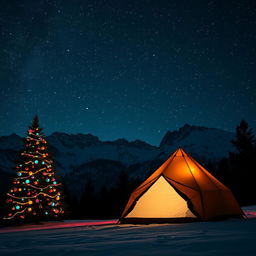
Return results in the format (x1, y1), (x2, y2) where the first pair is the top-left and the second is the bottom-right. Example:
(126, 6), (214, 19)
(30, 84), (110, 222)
(0, 0), (256, 145)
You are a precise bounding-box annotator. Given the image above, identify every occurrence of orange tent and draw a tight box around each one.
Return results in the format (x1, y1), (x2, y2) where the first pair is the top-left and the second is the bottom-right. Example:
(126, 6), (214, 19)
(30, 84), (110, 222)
(120, 148), (244, 223)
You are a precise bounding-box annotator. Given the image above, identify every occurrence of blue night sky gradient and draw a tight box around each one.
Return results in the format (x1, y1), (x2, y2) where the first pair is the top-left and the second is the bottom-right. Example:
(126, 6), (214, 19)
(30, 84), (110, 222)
(0, 0), (256, 145)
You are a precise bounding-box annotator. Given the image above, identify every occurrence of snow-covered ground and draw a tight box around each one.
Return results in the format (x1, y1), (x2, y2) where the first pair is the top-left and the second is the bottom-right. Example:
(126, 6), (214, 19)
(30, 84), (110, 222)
(0, 207), (256, 256)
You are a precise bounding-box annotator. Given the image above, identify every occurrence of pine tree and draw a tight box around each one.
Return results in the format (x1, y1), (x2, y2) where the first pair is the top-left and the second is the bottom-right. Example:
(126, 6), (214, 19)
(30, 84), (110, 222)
(229, 120), (256, 205)
(3, 116), (64, 223)
(231, 119), (255, 155)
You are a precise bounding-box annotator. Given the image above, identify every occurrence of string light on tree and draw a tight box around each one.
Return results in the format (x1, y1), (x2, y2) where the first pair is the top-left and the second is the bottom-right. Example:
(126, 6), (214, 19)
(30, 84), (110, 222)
(4, 115), (64, 222)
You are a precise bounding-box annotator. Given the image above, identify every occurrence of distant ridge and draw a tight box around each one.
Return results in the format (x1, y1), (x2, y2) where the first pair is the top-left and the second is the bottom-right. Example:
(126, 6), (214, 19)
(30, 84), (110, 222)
(0, 124), (235, 197)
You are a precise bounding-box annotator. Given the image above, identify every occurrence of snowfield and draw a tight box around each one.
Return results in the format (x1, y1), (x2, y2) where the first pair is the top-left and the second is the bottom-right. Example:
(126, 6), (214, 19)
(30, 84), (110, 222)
(0, 207), (256, 256)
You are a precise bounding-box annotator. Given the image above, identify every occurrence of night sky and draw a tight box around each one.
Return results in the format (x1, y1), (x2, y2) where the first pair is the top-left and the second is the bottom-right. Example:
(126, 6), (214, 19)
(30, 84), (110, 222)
(0, 0), (256, 145)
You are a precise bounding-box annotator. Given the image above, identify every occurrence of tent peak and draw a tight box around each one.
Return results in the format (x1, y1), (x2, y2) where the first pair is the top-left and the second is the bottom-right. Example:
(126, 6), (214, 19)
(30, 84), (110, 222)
(174, 147), (187, 157)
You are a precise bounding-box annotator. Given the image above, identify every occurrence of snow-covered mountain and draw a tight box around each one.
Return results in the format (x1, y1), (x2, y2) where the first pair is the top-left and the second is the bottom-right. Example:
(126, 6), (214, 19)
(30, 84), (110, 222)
(47, 132), (158, 174)
(0, 124), (235, 197)
(158, 124), (235, 162)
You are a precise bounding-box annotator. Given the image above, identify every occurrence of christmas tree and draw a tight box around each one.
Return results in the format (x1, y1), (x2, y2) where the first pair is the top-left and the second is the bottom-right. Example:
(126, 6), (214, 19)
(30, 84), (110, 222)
(4, 116), (64, 223)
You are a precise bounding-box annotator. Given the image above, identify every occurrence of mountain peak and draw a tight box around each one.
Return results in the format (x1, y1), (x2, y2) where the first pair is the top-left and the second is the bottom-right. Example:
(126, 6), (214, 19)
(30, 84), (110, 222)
(0, 133), (23, 150)
(160, 124), (189, 147)
(160, 124), (213, 147)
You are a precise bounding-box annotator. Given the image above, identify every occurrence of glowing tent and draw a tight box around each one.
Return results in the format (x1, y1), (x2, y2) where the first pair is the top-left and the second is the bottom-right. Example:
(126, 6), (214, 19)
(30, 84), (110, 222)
(120, 148), (244, 223)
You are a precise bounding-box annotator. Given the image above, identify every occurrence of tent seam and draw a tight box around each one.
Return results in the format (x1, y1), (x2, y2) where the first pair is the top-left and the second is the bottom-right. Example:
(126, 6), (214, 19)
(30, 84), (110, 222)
(183, 155), (206, 219)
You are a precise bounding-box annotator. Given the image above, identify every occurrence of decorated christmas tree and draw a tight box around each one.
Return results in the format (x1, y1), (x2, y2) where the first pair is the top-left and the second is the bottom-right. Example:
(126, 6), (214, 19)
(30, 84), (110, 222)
(4, 116), (64, 223)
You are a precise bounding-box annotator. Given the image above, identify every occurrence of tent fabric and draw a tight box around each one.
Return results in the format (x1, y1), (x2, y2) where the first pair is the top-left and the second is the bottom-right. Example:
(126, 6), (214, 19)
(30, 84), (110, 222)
(120, 148), (244, 223)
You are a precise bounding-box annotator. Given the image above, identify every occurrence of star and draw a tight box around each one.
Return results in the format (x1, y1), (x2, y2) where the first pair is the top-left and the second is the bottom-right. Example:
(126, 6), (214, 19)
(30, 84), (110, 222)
(0, 0), (255, 147)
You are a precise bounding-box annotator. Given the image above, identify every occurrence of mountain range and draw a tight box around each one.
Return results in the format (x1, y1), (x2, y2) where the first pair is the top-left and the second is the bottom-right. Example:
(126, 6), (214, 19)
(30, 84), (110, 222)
(0, 124), (235, 197)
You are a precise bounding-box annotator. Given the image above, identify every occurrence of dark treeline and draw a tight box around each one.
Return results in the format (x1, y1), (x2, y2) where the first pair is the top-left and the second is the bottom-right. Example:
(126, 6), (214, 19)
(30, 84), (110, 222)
(63, 171), (142, 219)
(208, 120), (256, 206)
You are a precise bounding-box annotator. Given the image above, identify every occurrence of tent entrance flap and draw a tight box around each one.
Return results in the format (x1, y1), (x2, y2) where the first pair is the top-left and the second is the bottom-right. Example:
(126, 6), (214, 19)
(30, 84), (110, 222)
(126, 176), (196, 219)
